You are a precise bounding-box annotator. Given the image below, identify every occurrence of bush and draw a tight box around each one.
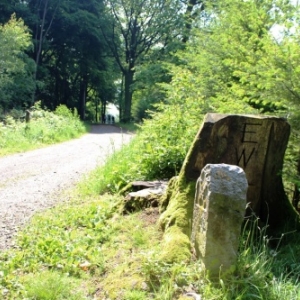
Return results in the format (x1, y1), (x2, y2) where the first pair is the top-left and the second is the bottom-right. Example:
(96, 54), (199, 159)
(0, 102), (87, 156)
(54, 104), (76, 119)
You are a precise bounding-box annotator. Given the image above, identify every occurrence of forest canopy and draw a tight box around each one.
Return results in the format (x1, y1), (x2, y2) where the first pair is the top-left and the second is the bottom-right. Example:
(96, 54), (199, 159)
(0, 0), (203, 121)
(0, 0), (300, 128)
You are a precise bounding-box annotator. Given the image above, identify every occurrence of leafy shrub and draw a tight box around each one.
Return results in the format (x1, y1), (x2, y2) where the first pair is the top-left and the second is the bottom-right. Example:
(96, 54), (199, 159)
(54, 104), (75, 119)
(0, 102), (87, 156)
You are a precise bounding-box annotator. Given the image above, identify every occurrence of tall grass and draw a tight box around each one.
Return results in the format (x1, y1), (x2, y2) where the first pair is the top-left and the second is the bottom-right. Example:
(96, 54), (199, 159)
(217, 218), (300, 300)
(78, 137), (146, 195)
(0, 103), (88, 156)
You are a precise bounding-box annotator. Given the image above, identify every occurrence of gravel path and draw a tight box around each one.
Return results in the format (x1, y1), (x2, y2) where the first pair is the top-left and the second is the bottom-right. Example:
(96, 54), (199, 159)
(0, 125), (133, 250)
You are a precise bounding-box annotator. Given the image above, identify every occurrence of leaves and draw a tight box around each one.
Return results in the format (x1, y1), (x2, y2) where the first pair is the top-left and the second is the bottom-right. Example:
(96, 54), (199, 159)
(0, 14), (35, 109)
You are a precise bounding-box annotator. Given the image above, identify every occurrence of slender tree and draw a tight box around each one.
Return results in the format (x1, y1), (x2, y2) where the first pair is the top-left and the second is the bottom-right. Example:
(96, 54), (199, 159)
(0, 14), (35, 110)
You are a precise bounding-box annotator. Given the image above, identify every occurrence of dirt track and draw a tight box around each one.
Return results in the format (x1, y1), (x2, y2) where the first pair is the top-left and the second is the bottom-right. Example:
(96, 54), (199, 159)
(0, 125), (132, 250)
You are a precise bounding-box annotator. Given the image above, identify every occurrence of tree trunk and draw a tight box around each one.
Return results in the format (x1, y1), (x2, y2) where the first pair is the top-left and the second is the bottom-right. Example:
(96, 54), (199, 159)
(161, 114), (299, 238)
(95, 98), (99, 123)
(32, 0), (60, 104)
(31, 0), (49, 105)
(54, 70), (59, 109)
(79, 77), (87, 120)
(101, 98), (107, 124)
(182, 0), (204, 43)
(123, 69), (134, 123)
(119, 74), (124, 123)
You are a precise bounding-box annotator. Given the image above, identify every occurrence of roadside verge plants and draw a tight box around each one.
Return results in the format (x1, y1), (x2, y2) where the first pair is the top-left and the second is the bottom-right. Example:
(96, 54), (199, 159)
(0, 102), (87, 156)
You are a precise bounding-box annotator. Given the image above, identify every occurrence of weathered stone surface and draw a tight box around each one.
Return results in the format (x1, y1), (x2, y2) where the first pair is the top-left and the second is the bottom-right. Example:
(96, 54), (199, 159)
(182, 113), (293, 227)
(191, 164), (247, 278)
(121, 180), (167, 194)
(123, 181), (167, 212)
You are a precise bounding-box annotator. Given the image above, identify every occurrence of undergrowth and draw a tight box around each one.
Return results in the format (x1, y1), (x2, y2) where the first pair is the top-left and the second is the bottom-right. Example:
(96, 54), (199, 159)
(0, 102), (87, 156)
(0, 188), (299, 299)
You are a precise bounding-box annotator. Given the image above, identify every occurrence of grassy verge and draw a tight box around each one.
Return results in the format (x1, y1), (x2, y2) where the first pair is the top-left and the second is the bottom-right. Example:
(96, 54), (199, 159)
(0, 185), (299, 299)
(0, 104), (88, 156)
(116, 122), (139, 133)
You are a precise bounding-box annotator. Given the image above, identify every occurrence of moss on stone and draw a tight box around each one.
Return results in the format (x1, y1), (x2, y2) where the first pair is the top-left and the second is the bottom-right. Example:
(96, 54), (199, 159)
(159, 179), (195, 235)
(118, 182), (134, 195)
(159, 226), (192, 263)
(159, 175), (196, 263)
(159, 176), (178, 212)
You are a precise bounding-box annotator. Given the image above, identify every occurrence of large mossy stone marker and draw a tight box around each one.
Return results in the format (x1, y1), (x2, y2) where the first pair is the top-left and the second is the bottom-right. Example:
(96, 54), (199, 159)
(191, 164), (248, 278)
(159, 113), (298, 262)
(182, 113), (292, 223)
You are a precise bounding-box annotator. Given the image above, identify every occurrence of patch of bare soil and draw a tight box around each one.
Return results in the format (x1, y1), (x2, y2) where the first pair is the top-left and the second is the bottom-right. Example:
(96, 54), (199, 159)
(0, 125), (132, 250)
(139, 207), (161, 227)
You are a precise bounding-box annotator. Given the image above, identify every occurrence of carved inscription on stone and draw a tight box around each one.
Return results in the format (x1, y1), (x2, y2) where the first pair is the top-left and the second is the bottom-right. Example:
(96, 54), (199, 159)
(236, 122), (261, 168)
(182, 113), (290, 226)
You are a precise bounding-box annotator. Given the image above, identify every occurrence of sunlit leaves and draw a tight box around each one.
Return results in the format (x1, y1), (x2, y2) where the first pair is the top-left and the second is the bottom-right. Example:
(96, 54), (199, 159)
(0, 14), (35, 109)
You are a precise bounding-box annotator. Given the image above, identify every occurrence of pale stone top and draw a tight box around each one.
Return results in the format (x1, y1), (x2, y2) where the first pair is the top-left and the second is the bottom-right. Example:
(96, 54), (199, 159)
(200, 163), (248, 201)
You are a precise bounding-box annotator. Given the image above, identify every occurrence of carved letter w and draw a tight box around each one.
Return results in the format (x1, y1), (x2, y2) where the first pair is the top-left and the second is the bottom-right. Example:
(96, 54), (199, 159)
(236, 147), (256, 168)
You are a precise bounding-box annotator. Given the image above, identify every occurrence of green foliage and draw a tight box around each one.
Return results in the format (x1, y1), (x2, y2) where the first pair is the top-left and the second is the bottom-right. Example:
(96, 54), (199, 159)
(78, 138), (139, 195)
(186, 0), (300, 198)
(0, 195), (119, 298)
(102, 0), (188, 122)
(216, 218), (300, 300)
(0, 14), (35, 110)
(122, 290), (147, 300)
(80, 117), (192, 196)
(86, 0), (300, 202)
(132, 58), (171, 122)
(54, 104), (75, 119)
(0, 102), (87, 156)
(84, 58), (255, 195)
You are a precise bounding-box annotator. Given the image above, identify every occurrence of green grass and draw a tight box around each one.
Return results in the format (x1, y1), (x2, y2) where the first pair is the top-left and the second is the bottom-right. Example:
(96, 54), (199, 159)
(0, 104), (88, 156)
(116, 122), (139, 133)
(0, 184), (299, 299)
(22, 271), (84, 300)
(78, 137), (142, 195)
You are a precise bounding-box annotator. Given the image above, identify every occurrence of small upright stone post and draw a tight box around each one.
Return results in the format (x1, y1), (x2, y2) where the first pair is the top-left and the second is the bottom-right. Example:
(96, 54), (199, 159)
(191, 163), (248, 278)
